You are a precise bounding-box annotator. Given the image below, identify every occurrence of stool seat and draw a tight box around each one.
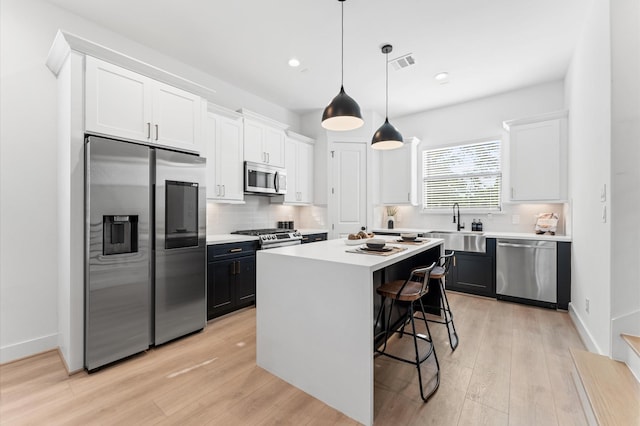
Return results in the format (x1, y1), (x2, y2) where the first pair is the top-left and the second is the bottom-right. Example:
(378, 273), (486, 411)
(415, 266), (445, 280)
(377, 280), (425, 301)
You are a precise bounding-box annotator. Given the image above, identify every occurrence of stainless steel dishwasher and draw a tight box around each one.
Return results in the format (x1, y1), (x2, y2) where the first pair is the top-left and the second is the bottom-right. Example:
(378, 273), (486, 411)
(496, 239), (557, 306)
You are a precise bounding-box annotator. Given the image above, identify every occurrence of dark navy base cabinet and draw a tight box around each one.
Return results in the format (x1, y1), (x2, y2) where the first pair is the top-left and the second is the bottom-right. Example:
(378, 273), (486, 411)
(446, 239), (496, 298)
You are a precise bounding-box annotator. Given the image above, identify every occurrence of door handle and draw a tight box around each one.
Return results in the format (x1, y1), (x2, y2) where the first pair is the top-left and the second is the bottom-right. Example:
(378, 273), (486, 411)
(497, 242), (555, 249)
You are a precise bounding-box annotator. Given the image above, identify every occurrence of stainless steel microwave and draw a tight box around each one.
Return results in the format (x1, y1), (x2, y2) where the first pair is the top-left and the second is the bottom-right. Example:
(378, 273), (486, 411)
(244, 161), (287, 195)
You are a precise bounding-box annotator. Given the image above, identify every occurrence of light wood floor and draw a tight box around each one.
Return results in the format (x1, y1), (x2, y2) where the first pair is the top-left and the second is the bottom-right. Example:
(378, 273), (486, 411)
(0, 292), (588, 425)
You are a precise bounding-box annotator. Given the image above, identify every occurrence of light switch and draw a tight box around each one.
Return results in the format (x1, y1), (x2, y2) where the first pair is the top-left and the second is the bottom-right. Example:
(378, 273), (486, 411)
(600, 184), (606, 202)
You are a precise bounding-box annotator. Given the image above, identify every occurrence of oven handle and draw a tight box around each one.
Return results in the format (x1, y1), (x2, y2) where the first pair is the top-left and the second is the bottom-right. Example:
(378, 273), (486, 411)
(261, 240), (301, 249)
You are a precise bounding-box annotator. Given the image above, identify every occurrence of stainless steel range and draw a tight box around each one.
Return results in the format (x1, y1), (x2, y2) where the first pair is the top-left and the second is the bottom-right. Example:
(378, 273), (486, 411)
(232, 228), (302, 249)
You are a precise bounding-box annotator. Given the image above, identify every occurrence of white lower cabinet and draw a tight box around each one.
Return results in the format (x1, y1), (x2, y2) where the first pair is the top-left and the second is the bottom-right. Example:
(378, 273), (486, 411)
(85, 56), (204, 153)
(283, 133), (314, 205)
(206, 111), (244, 203)
(379, 137), (419, 206)
(504, 111), (568, 202)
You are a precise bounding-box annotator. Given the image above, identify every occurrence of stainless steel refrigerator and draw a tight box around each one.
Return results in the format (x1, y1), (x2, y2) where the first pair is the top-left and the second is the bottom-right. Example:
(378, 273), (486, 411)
(85, 136), (206, 371)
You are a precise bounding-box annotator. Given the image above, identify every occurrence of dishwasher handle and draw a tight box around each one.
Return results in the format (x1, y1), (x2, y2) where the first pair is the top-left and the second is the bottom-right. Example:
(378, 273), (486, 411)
(497, 242), (555, 249)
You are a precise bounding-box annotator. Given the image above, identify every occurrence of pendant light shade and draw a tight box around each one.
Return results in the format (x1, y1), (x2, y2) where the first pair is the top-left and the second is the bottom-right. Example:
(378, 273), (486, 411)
(372, 44), (403, 150)
(321, 0), (364, 131)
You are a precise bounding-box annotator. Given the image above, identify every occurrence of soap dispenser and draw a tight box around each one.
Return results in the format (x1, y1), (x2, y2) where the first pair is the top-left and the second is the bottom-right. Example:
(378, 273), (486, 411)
(477, 219), (483, 231)
(472, 219), (477, 231)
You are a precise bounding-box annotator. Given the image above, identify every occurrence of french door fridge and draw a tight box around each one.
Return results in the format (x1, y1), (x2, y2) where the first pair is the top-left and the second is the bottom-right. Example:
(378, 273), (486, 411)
(85, 136), (205, 370)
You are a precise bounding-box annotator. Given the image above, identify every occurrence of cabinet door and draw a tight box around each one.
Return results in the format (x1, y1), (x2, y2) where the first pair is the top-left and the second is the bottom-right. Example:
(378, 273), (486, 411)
(235, 255), (256, 305)
(216, 116), (244, 202)
(153, 82), (202, 153)
(448, 252), (495, 297)
(85, 56), (152, 142)
(380, 140), (418, 205)
(208, 259), (234, 319)
(243, 120), (264, 163)
(298, 142), (313, 203)
(205, 113), (219, 199)
(284, 139), (298, 203)
(510, 119), (563, 201)
(263, 127), (285, 167)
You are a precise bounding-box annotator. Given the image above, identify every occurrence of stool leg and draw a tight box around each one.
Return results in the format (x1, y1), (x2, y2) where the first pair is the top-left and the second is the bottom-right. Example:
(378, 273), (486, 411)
(412, 298), (440, 401)
(439, 278), (459, 351)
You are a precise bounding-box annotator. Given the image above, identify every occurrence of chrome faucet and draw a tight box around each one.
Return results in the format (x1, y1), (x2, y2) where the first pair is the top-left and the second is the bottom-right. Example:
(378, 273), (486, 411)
(452, 203), (465, 231)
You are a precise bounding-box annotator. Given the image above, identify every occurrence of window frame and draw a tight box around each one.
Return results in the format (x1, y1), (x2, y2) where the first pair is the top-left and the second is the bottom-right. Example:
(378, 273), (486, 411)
(420, 137), (503, 214)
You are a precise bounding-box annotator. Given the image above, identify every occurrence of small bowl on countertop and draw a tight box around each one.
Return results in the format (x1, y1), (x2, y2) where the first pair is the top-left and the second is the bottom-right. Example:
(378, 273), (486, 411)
(400, 233), (417, 241)
(366, 239), (386, 250)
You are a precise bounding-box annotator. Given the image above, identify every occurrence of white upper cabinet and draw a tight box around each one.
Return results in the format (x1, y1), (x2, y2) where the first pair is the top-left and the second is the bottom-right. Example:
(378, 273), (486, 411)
(282, 132), (314, 205)
(240, 109), (287, 167)
(85, 56), (204, 154)
(504, 111), (568, 202)
(205, 109), (244, 203)
(379, 137), (419, 206)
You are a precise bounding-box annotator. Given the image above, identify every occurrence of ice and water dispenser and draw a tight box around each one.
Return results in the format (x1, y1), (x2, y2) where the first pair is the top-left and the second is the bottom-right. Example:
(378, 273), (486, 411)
(103, 215), (138, 255)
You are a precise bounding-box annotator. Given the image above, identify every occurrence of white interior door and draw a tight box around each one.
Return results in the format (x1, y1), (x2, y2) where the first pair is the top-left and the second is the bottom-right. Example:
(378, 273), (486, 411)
(329, 142), (367, 239)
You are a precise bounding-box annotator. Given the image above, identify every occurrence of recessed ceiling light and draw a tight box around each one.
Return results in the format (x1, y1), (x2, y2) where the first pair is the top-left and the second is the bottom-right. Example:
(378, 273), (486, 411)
(288, 58), (301, 67)
(434, 72), (449, 81)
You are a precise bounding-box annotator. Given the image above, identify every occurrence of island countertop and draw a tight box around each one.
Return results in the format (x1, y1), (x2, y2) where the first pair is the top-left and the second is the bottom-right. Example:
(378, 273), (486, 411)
(256, 236), (444, 425)
(258, 236), (443, 272)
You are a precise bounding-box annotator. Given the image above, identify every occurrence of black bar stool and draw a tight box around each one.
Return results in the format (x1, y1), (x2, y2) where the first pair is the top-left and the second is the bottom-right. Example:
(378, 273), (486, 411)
(419, 252), (459, 351)
(373, 263), (440, 402)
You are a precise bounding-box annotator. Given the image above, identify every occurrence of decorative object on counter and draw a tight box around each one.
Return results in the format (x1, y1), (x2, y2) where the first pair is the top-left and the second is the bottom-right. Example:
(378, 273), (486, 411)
(535, 212), (559, 235)
(386, 206), (398, 229)
(400, 233), (417, 241)
(346, 246), (407, 256)
(366, 239), (386, 249)
(321, 0), (364, 131)
(371, 44), (404, 150)
(345, 230), (374, 244)
(395, 238), (429, 245)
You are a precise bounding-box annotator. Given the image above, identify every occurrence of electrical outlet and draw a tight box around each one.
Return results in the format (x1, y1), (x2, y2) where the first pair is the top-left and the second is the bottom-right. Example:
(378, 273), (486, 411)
(585, 298), (590, 314)
(511, 214), (520, 225)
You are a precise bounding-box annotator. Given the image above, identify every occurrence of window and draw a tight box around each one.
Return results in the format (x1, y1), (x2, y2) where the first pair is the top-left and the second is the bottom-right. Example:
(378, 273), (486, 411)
(422, 139), (502, 211)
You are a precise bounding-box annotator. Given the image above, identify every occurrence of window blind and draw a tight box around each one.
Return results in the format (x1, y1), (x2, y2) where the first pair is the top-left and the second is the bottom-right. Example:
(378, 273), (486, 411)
(422, 140), (502, 210)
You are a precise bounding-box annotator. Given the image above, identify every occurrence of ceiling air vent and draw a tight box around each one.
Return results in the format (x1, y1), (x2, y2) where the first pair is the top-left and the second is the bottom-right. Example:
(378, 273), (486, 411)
(390, 53), (416, 71)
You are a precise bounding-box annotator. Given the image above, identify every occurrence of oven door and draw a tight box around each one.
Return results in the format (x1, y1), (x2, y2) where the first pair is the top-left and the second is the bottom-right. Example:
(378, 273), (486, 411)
(261, 240), (301, 250)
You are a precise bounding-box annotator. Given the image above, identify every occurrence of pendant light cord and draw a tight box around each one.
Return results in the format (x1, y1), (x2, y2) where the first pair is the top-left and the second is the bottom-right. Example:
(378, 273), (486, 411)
(341, 1), (344, 86)
(385, 49), (389, 118)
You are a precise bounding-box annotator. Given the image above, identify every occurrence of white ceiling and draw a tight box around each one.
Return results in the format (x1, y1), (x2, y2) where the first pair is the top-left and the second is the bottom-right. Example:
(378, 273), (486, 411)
(45, 0), (591, 118)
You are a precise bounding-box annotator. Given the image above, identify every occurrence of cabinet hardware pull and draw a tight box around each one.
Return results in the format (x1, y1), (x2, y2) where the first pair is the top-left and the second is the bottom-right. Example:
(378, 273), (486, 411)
(235, 261), (240, 275)
(222, 185), (225, 197)
(266, 152), (270, 163)
(147, 122), (151, 139)
(408, 192), (410, 201)
(155, 124), (159, 141)
(511, 187), (514, 198)
(302, 238), (309, 242)
(314, 237), (322, 241)
(216, 185), (221, 196)
(229, 248), (242, 253)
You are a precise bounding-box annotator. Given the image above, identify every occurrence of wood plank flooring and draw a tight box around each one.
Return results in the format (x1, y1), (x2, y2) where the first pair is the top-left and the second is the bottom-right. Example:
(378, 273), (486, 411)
(0, 293), (588, 425)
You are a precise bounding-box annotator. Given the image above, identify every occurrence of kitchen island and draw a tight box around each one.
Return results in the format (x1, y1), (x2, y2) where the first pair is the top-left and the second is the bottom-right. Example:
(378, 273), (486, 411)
(256, 236), (444, 425)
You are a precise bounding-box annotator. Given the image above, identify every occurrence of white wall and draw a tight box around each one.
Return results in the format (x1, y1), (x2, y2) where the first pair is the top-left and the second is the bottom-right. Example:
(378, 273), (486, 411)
(610, 0), (640, 322)
(564, 0), (612, 355)
(374, 81), (568, 234)
(0, 0), (300, 364)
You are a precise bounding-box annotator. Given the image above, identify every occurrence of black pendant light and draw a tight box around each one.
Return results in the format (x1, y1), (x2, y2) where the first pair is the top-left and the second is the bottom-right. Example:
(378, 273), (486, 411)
(321, 0), (364, 131)
(371, 44), (404, 150)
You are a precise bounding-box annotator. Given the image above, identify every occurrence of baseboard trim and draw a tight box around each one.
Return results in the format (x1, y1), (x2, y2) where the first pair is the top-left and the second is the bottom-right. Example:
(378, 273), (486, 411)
(569, 302), (602, 354)
(0, 333), (59, 365)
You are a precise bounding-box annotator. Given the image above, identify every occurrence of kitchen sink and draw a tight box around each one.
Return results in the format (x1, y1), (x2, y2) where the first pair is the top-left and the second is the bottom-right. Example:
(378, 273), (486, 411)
(425, 231), (486, 253)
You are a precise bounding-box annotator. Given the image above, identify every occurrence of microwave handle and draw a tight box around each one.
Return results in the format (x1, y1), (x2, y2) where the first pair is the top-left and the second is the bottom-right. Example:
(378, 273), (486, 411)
(274, 171), (279, 192)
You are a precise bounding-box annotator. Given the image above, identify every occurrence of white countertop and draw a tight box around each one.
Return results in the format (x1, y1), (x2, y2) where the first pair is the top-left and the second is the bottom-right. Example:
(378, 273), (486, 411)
(258, 236), (443, 272)
(206, 234), (259, 245)
(371, 228), (571, 242)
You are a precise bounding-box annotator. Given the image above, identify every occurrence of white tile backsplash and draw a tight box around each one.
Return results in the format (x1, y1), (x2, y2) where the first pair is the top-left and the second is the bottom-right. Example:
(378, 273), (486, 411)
(206, 196), (327, 234)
